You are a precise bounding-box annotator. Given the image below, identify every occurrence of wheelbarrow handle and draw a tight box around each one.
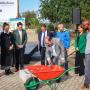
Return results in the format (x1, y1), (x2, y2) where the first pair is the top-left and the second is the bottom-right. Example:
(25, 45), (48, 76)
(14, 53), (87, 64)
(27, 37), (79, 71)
(51, 66), (79, 82)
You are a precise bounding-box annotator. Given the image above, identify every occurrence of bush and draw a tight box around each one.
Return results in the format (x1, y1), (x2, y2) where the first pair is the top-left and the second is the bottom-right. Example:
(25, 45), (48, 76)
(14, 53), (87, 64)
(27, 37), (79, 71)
(47, 23), (54, 31)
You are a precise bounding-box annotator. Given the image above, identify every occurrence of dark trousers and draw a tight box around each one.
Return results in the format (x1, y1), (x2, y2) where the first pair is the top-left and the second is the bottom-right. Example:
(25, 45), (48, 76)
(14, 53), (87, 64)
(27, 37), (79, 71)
(84, 54), (90, 84)
(40, 47), (46, 65)
(1, 51), (5, 67)
(15, 48), (24, 70)
(1, 50), (12, 69)
(64, 49), (68, 70)
(12, 49), (16, 67)
(75, 51), (85, 75)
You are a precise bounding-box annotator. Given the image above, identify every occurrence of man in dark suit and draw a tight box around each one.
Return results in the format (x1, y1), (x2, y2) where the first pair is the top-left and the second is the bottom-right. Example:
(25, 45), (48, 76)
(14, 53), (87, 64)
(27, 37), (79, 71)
(38, 24), (48, 65)
(13, 22), (27, 71)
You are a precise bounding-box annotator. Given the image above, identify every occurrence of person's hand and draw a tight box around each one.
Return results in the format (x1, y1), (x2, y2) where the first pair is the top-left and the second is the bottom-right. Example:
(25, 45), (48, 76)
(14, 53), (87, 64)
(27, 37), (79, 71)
(66, 48), (69, 51)
(48, 60), (52, 65)
(18, 45), (23, 49)
(60, 59), (65, 64)
(9, 45), (13, 50)
(76, 48), (79, 51)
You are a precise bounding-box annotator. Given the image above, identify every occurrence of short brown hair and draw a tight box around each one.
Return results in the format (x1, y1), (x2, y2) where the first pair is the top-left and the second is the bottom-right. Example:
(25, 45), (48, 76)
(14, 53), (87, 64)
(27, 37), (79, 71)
(41, 24), (46, 28)
(3, 22), (9, 30)
(78, 25), (85, 32)
(17, 22), (23, 27)
(78, 25), (84, 28)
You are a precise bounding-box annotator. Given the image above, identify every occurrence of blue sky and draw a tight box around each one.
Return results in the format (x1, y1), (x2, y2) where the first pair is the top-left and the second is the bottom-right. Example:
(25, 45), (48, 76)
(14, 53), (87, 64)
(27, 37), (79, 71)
(19, 0), (40, 13)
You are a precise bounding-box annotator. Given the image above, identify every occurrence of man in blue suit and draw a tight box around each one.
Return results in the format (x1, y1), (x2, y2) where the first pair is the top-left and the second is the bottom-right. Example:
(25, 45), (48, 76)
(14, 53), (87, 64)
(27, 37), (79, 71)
(38, 24), (48, 65)
(56, 23), (70, 75)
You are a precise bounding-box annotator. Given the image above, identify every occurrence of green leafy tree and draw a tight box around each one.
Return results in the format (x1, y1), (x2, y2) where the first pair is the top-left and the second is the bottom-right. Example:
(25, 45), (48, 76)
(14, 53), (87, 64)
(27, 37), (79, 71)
(40, 0), (90, 23)
(22, 11), (36, 18)
(22, 11), (40, 29)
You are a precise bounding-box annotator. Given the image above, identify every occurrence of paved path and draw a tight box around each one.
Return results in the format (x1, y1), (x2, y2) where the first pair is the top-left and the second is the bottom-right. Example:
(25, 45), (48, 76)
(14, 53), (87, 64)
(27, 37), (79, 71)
(0, 52), (87, 90)
(0, 66), (86, 90)
(0, 32), (89, 90)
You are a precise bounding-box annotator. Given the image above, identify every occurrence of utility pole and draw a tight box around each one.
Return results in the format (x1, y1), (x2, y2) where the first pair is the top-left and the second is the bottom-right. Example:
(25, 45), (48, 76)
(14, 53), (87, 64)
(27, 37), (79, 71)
(16, 0), (19, 18)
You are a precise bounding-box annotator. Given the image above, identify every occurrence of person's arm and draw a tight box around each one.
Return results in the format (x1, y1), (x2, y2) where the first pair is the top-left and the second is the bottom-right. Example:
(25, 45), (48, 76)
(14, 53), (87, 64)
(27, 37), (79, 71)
(11, 32), (15, 45)
(78, 33), (86, 51)
(74, 33), (79, 51)
(0, 33), (3, 47)
(57, 39), (65, 64)
(9, 33), (14, 50)
(38, 32), (41, 50)
(23, 30), (27, 47)
(46, 46), (52, 64)
(13, 31), (18, 47)
(65, 31), (70, 49)
(0, 33), (1, 46)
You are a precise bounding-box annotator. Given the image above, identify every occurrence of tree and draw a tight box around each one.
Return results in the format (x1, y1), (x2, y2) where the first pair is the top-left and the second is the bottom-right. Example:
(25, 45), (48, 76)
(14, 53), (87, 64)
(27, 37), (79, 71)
(39, 0), (90, 23)
(22, 11), (36, 18)
(29, 18), (40, 28)
(22, 11), (40, 29)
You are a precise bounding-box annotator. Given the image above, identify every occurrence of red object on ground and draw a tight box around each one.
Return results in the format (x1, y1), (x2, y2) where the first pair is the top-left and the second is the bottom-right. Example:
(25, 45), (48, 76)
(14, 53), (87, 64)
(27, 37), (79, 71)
(26, 65), (65, 80)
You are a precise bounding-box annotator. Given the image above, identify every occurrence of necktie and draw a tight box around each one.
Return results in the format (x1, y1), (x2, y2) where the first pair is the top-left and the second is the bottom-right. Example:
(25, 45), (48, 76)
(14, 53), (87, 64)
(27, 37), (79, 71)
(43, 32), (45, 47)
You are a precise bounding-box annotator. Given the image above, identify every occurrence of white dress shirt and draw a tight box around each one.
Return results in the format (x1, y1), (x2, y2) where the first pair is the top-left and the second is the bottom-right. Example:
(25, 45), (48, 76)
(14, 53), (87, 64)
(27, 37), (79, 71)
(41, 30), (47, 47)
(18, 30), (22, 44)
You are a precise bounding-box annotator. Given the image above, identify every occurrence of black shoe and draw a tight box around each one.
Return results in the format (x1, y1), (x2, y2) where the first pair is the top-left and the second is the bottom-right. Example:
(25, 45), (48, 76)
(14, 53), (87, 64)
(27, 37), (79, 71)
(9, 70), (14, 74)
(79, 73), (84, 76)
(5, 69), (14, 75)
(5, 69), (10, 75)
(84, 83), (89, 88)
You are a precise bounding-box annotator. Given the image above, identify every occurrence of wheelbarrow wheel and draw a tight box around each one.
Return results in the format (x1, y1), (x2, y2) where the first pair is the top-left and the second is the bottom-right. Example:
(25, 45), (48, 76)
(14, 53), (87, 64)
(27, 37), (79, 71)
(25, 77), (39, 90)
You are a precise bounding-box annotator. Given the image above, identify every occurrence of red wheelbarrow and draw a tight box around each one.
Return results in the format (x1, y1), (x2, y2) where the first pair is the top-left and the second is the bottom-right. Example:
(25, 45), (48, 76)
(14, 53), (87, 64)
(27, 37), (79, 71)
(24, 65), (77, 90)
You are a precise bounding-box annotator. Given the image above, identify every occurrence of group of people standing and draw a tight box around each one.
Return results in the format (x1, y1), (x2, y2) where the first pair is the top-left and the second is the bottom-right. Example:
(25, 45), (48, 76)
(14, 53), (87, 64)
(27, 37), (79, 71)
(38, 23), (70, 75)
(75, 20), (90, 90)
(1, 20), (90, 90)
(38, 20), (90, 90)
(0, 22), (27, 75)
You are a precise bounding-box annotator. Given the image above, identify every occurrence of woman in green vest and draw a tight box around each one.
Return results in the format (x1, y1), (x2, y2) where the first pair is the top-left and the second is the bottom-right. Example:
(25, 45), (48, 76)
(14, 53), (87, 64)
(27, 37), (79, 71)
(75, 25), (86, 76)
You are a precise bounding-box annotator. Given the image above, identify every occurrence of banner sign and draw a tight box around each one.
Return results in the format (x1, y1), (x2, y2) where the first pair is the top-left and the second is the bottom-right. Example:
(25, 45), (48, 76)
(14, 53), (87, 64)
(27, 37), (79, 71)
(0, 0), (18, 20)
